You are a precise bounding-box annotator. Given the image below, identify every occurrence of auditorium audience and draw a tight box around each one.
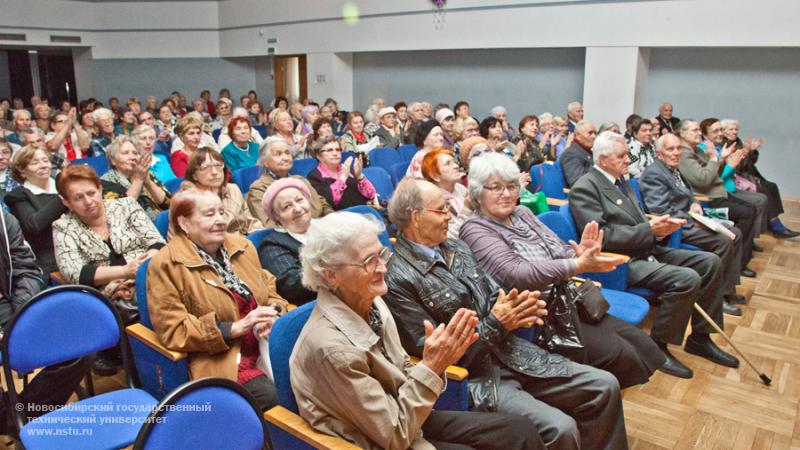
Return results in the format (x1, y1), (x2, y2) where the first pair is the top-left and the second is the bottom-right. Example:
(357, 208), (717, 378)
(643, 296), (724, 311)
(131, 124), (177, 184)
(245, 138), (332, 228)
(374, 106), (402, 148)
(569, 131), (740, 379)
(459, 153), (664, 386)
(656, 102), (680, 135)
(209, 98), (232, 132)
(5, 109), (33, 146)
(435, 107), (456, 149)
(341, 111), (373, 153)
(271, 109), (305, 158)
(291, 211), (544, 450)
(148, 188), (287, 412)
(384, 178), (628, 449)
(627, 117), (656, 178)
(406, 120), (445, 178)
(220, 116), (260, 172)
(420, 148), (469, 239)
(170, 114), (204, 177)
(566, 101), (584, 133)
(45, 108), (90, 161)
(480, 116), (516, 158)
(489, 106), (517, 141)
(181, 147), (262, 234)
(217, 107), (264, 149)
(560, 120), (598, 187)
(100, 135), (170, 220)
(512, 115), (550, 171)
(90, 108), (117, 156)
(307, 136), (376, 210)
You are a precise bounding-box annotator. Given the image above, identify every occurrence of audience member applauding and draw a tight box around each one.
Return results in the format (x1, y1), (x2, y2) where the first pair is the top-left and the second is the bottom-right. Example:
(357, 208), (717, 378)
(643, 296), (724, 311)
(513, 115), (550, 172)
(307, 136), (376, 210)
(181, 147), (262, 234)
(569, 131), (740, 379)
(221, 116), (260, 172)
(101, 135), (170, 220)
(45, 107), (90, 161)
(4, 145), (67, 274)
(479, 116), (516, 158)
(459, 153), (664, 387)
(292, 211), (545, 450)
(148, 189), (288, 412)
(246, 138), (331, 228)
(560, 120), (598, 187)
(131, 124), (176, 184)
(384, 178), (628, 449)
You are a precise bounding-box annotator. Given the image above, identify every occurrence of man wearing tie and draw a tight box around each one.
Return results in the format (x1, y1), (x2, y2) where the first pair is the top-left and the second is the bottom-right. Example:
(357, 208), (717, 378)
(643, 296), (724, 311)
(569, 131), (738, 380)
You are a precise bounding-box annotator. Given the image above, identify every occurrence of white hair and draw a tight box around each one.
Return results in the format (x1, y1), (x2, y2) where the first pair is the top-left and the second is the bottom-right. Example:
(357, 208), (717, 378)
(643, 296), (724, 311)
(232, 107), (248, 118)
(12, 109), (31, 120)
(538, 112), (554, 123)
(92, 108), (114, 122)
(106, 135), (139, 163)
(258, 136), (288, 164)
(720, 118), (739, 130)
(489, 106), (506, 117)
(300, 212), (385, 292)
(567, 101), (582, 113)
(592, 131), (626, 164)
(467, 152), (520, 207)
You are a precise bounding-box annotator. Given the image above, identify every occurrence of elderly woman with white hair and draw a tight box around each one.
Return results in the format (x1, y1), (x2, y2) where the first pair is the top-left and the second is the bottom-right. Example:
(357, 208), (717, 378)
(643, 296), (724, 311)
(459, 152), (665, 388)
(296, 104), (320, 137)
(290, 211), (544, 450)
(89, 108), (117, 156)
(245, 137), (332, 228)
(131, 124), (176, 184)
(270, 109), (306, 158)
(100, 135), (170, 220)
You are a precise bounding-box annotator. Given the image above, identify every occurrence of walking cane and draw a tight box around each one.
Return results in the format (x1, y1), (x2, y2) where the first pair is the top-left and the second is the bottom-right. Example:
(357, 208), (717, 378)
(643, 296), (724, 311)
(693, 303), (772, 386)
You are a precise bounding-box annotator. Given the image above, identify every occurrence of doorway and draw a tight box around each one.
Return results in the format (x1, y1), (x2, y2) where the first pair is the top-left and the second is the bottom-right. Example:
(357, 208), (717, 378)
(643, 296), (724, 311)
(274, 54), (307, 103)
(0, 48), (77, 108)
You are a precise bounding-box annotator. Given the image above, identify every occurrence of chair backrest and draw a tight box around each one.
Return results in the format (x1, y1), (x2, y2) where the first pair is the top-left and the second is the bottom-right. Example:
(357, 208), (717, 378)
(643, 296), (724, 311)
(154, 210), (170, 240)
(253, 125), (267, 139)
(269, 301), (317, 414)
(246, 228), (274, 248)
(341, 205), (393, 250)
(369, 147), (403, 171)
(137, 259), (154, 329)
(1, 286), (124, 374)
(530, 162), (567, 199)
(289, 158), (318, 177)
(627, 178), (647, 212)
(134, 378), (265, 450)
(232, 166), (262, 194)
(537, 211), (577, 244)
(164, 177), (184, 195)
(212, 128), (222, 142)
(74, 156), (110, 176)
(363, 166), (394, 200)
(398, 144), (418, 162)
(389, 161), (410, 186)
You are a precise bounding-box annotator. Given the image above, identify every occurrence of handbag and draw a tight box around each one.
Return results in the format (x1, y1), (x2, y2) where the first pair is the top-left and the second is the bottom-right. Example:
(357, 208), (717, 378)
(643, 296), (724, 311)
(572, 280), (609, 324)
(104, 279), (141, 326)
(535, 279), (585, 361)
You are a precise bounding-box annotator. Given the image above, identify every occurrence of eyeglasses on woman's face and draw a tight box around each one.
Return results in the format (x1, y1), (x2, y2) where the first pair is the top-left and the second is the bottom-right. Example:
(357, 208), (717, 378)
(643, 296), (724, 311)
(198, 162), (224, 172)
(339, 246), (391, 273)
(483, 183), (520, 195)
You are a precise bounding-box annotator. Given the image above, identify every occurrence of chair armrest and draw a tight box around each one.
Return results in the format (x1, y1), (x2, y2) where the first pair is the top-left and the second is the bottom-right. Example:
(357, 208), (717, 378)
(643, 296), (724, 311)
(126, 323), (188, 362)
(572, 277), (601, 288)
(694, 194), (711, 202)
(50, 272), (66, 285)
(408, 356), (468, 382)
(546, 197), (567, 207)
(600, 252), (630, 263)
(265, 406), (361, 450)
(562, 188), (571, 194)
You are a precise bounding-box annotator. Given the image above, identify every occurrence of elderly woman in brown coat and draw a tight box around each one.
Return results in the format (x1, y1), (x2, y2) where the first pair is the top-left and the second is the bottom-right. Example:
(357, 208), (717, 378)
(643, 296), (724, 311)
(147, 189), (288, 411)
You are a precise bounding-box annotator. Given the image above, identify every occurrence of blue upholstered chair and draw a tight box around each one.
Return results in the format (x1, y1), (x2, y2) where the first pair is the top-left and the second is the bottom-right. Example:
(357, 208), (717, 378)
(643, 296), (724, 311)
(289, 158), (318, 177)
(164, 177), (184, 195)
(2, 285), (158, 449)
(363, 166), (395, 201)
(74, 156), (109, 176)
(530, 161), (568, 200)
(232, 165), (262, 194)
(246, 228), (274, 248)
(389, 161), (410, 186)
(133, 378), (266, 450)
(154, 210), (170, 240)
(369, 147), (403, 172)
(398, 144), (418, 162)
(538, 210), (651, 325)
(253, 125), (268, 139)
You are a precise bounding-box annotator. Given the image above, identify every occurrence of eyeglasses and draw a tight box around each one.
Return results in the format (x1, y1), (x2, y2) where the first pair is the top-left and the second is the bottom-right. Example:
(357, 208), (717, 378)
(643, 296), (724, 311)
(198, 162), (224, 172)
(321, 147), (342, 153)
(340, 246), (391, 273)
(423, 207), (450, 216)
(483, 183), (520, 195)
(51, 119), (66, 124)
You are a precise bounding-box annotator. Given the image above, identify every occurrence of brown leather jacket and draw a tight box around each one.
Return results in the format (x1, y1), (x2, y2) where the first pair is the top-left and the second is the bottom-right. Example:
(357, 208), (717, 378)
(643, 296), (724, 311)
(147, 232), (287, 381)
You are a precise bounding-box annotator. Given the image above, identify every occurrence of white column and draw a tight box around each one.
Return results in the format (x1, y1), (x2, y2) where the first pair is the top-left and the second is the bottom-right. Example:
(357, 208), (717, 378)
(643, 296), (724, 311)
(72, 47), (96, 100)
(306, 52), (353, 110)
(582, 47), (650, 127)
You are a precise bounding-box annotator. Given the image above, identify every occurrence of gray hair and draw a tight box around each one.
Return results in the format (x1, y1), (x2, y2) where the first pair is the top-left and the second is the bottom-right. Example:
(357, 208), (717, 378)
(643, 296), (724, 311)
(467, 152), (519, 207)
(677, 119), (698, 140)
(387, 178), (426, 232)
(538, 112), (554, 123)
(12, 109), (31, 120)
(258, 136), (288, 164)
(92, 108), (114, 122)
(720, 118), (739, 131)
(598, 122), (619, 134)
(19, 128), (43, 144)
(489, 106), (506, 118)
(408, 102), (422, 111)
(131, 124), (156, 139)
(592, 131), (625, 164)
(232, 107), (248, 118)
(574, 120), (595, 135)
(655, 133), (680, 153)
(106, 135), (140, 164)
(567, 101), (582, 113)
(300, 212), (385, 292)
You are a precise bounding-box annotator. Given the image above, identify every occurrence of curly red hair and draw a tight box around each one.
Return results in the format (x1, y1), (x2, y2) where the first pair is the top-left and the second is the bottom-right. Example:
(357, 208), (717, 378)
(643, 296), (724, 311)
(420, 148), (454, 182)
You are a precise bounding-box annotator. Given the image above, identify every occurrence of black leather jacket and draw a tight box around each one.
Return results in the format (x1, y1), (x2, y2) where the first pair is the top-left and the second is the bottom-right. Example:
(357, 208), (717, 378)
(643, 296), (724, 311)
(0, 212), (44, 329)
(384, 236), (571, 411)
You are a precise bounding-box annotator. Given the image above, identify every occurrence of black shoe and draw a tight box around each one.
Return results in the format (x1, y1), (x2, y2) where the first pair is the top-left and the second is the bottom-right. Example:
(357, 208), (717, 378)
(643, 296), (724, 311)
(752, 243), (764, 252)
(773, 229), (800, 239)
(92, 357), (119, 377)
(685, 335), (740, 368)
(741, 268), (757, 278)
(722, 301), (742, 316)
(658, 350), (694, 379)
(725, 294), (747, 305)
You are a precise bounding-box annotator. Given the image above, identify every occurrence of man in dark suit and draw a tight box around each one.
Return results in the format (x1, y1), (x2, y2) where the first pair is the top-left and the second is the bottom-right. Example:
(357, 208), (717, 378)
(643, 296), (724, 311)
(640, 134), (746, 313)
(656, 102), (680, 135)
(569, 131), (739, 379)
(559, 120), (596, 187)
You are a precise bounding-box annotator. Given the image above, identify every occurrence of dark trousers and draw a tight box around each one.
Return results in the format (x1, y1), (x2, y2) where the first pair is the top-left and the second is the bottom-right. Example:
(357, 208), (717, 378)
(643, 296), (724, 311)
(0, 356), (95, 435)
(628, 248), (724, 345)
(682, 223), (742, 297)
(424, 410), (544, 450)
(711, 195), (756, 267)
(242, 374), (279, 412)
(758, 179), (784, 219)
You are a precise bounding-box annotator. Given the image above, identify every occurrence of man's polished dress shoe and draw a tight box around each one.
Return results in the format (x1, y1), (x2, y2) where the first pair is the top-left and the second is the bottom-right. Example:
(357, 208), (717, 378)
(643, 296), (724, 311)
(723, 301), (742, 316)
(725, 294), (747, 305)
(92, 357), (119, 377)
(773, 229), (800, 239)
(752, 243), (764, 252)
(658, 350), (694, 379)
(684, 335), (740, 368)
(741, 268), (757, 278)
